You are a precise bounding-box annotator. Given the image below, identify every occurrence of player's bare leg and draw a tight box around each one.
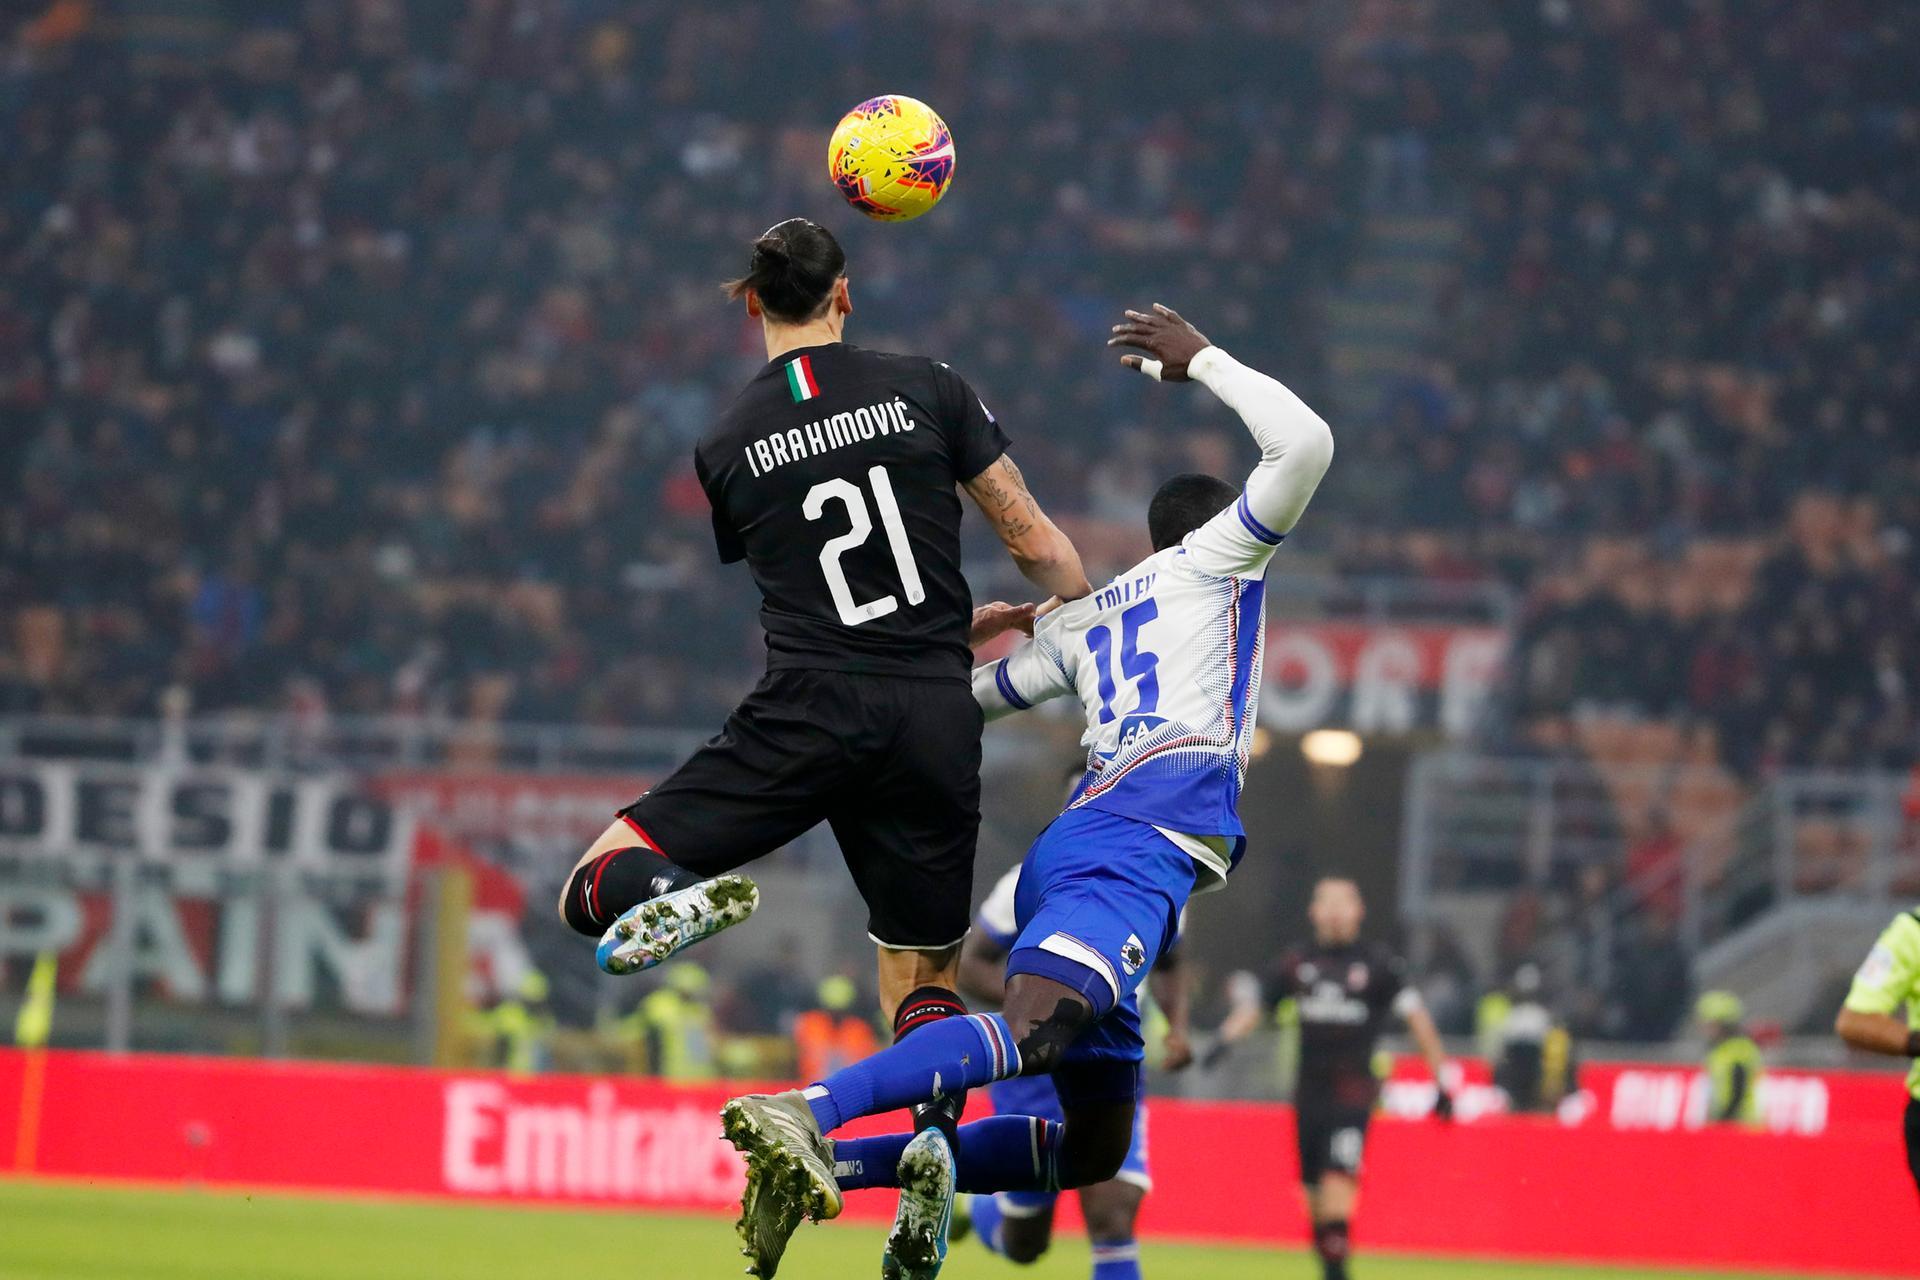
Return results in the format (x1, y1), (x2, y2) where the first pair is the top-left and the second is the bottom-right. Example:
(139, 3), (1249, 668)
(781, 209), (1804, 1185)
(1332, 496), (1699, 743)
(1080, 1178), (1147, 1277)
(1306, 1173), (1359, 1280)
(557, 818), (759, 975)
(958, 1194), (1056, 1262)
(958, 1148), (1141, 1270)
(876, 942), (963, 1021)
(1054, 1095), (1136, 1197)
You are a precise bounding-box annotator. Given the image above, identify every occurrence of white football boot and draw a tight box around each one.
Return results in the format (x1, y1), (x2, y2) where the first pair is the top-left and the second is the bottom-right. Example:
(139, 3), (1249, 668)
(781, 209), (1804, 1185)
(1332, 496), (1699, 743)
(721, 1090), (844, 1278)
(881, 1127), (957, 1280)
(595, 874), (759, 975)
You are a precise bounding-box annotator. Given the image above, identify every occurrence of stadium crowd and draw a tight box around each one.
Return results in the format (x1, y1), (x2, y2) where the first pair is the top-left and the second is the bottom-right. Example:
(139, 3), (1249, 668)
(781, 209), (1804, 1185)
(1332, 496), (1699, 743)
(1, 1), (1913, 781)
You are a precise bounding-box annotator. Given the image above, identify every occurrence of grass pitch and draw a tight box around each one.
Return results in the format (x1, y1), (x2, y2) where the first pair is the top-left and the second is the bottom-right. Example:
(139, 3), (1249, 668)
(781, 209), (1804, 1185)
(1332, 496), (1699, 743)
(0, 1179), (1773, 1280)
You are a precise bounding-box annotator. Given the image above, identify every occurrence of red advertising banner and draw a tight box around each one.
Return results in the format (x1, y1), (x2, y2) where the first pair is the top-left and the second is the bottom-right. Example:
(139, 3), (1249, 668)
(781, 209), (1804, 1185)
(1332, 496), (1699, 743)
(1, 1050), (1911, 1275)
(1380, 1055), (1892, 1138)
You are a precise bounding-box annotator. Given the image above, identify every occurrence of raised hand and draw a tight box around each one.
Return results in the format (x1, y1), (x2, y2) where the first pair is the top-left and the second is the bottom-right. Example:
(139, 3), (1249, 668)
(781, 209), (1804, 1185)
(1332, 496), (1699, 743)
(1107, 303), (1211, 382)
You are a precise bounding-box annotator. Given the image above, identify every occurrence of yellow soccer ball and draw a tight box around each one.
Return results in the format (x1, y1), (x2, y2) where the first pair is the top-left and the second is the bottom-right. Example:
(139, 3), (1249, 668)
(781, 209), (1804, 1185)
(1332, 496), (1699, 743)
(828, 94), (956, 222)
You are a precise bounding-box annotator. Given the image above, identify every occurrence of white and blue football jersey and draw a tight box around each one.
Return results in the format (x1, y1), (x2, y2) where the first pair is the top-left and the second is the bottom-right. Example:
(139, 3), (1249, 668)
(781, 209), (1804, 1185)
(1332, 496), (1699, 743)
(974, 347), (1333, 890)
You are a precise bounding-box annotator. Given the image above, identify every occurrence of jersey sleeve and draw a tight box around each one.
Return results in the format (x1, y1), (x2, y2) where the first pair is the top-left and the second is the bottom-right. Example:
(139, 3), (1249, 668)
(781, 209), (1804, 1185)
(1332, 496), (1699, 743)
(1264, 952), (1301, 1003)
(1843, 912), (1920, 1015)
(1378, 951), (1411, 1012)
(1179, 347), (1335, 580)
(972, 616), (1076, 721)
(975, 867), (1022, 949)
(1226, 968), (1264, 1012)
(933, 362), (1012, 483)
(693, 448), (746, 564)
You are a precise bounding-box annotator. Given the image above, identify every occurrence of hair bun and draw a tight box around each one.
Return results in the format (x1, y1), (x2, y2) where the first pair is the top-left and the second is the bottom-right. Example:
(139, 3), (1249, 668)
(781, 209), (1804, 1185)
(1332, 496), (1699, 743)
(722, 218), (847, 321)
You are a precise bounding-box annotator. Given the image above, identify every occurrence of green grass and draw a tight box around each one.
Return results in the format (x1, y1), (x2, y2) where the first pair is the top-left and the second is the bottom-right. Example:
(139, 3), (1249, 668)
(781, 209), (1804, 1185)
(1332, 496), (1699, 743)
(0, 1179), (1756, 1280)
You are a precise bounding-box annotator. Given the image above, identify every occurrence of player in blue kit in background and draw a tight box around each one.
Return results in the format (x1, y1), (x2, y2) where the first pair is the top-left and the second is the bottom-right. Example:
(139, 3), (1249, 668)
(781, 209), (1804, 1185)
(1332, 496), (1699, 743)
(720, 302), (1334, 1280)
(950, 857), (1194, 1280)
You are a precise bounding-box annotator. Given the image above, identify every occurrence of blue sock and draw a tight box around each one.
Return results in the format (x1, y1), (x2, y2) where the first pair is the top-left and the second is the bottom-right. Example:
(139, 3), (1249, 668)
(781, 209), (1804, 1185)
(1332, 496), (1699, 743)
(806, 1012), (1020, 1134)
(829, 1115), (1062, 1194)
(828, 1130), (914, 1191)
(969, 1194), (1007, 1256)
(1091, 1237), (1142, 1279)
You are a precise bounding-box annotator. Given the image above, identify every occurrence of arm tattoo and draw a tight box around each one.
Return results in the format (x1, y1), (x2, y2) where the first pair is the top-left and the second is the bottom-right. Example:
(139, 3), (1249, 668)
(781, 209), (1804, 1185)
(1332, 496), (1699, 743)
(995, 458), (1044, 523)
(970, 459), (1044, 541)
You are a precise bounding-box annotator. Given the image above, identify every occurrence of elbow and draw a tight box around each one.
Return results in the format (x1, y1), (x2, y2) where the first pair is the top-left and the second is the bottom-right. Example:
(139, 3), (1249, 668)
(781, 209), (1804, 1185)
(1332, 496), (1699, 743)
(1833, 1008), (1872, 1050)
(1300, 417), (1335, 480)
(1257, 410), (1333, 470)
(1008, 529), (1089, 594)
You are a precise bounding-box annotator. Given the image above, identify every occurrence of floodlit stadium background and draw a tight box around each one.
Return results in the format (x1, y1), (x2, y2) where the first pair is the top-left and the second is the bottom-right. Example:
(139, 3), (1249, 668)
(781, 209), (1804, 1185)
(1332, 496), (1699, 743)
(0, 2), (1914, 1277)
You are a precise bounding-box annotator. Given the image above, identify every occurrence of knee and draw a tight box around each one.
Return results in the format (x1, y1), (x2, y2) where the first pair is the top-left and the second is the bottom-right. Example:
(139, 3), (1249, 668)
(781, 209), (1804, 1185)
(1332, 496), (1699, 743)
(1061, 1126), (1131, 1188)
(1003, 981), (1093, 1077)
(1001, 1221), (1051, 1265)
(1082, 1194), (1141, 1242)
(557, 860), (592, 928)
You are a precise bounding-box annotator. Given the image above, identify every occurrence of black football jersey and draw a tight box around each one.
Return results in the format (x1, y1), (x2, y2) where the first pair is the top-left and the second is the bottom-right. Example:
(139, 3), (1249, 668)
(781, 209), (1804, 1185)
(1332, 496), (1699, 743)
(694, 342), (1010, 680)
(1271, 940), (1409, 1108)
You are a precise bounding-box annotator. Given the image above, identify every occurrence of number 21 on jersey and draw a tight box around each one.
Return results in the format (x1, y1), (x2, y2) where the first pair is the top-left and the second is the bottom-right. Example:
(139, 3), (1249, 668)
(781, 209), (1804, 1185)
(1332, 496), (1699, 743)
(804, 465), (926, 626)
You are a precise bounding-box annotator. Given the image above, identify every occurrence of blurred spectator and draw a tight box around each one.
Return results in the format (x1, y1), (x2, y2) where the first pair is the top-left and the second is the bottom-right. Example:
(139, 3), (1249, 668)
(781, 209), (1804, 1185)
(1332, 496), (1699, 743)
(467, 968), (554, 1076)
(1608, 909), (1693, 1042)
(1486, 963), (1574, 1115)
(792, 974), (880, 1085)
(1697, 991), (1765, 1127)
(0, 2), (1903, 770)
(613, 962), (714, 1081)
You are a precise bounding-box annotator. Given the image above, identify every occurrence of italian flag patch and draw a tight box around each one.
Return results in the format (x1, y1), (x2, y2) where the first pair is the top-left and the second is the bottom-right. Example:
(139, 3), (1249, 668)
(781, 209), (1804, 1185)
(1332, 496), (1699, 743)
(785, 355), (820, 403)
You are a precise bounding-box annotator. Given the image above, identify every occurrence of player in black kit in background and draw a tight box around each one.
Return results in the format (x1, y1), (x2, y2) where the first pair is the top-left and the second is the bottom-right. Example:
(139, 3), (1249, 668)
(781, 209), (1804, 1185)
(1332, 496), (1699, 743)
(1216, 877), (1454, 1280)
(556, 219), (1090, 1073)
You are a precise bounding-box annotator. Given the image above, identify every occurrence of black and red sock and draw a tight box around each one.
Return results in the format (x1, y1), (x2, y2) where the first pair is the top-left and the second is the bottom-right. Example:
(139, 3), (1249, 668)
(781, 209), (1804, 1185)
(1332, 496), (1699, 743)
(894, 984), (969, 1143)
(1313, 1219), (1351, 1280)
(894, 986), (968, 1040)
(561, 821), (705, 936)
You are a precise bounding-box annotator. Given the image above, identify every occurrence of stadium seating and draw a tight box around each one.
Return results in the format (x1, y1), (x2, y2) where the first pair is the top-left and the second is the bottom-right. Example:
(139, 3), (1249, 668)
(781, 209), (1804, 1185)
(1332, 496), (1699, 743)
(0, 3), (1910, 782)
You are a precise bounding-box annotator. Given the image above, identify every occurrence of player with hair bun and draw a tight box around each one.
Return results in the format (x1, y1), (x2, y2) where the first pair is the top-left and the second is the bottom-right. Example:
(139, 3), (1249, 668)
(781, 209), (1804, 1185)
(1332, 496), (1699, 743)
(555, 219), (1090, 1277)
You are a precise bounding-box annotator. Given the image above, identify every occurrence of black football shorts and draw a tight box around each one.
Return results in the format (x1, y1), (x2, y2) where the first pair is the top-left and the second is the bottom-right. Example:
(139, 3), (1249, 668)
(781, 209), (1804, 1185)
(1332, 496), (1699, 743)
(1906, 1096), (1920, 1199)
(1295, 1100), (1373, 1185)
(619, 668), (983, 949)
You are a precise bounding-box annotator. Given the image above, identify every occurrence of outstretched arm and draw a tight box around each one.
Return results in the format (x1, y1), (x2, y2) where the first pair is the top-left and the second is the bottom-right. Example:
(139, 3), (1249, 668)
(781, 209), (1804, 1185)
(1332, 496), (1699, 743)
(963, 454), (1092, 603)
(1214, 968), (1271, 1045)
(1110, 305), (1334, 577)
